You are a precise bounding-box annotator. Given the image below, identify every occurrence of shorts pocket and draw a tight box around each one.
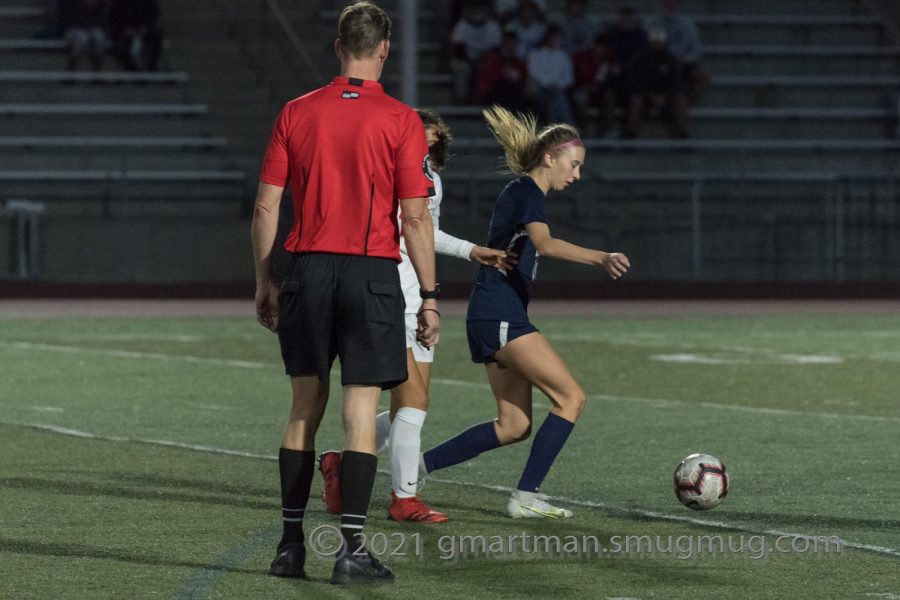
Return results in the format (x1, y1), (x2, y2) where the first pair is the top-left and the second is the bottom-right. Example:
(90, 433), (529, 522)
(280, 279), (301, 294)
(277, 279), (302, 330)
(367, 280), (400, 325)
(279, 279), (301, 305)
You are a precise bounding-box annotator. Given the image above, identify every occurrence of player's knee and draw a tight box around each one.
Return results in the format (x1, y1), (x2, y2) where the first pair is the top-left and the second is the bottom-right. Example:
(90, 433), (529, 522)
(506, 422), (531, 443)
(574, 389), (587, 415)
(497, 416), (531, 444)
(559, 387), (586, 419)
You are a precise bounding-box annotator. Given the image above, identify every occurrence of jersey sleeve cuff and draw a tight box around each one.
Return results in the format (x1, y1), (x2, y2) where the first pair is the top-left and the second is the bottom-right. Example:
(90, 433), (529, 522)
(259, 174), (287, 187)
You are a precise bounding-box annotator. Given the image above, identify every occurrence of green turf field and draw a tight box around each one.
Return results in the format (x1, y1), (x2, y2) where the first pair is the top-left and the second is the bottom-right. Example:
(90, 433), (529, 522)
(2, 308), (899, 599)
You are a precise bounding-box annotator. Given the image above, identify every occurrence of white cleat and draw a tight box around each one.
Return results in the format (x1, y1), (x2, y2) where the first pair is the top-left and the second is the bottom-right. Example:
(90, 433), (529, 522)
(507, 491), (574, 519)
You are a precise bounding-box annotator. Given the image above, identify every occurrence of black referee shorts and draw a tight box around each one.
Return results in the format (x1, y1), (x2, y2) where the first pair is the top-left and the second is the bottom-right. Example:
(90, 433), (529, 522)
(277, 252), (408, 389)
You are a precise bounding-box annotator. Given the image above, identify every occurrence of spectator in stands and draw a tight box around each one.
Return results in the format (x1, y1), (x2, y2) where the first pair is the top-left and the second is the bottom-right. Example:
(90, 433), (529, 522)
(62, 0), (110, 71)
(107, 0), (163, 71)
(621, 27), (689, 138)
(554, 0), (601, 53)
(606, 5), (647, 67)
(508, 0), (547, 58)
(644, 0), (710, 102)
(473, 30), (533, 114)
(527, 26), (576, 125)
(450, 1), (502, 103)
(494, 0), (546, 24)
(572, 33), (619, 135)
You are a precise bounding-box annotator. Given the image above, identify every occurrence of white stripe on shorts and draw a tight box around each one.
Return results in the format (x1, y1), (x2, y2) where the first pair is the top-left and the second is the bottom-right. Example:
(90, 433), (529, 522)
(499, 321), (509, 348)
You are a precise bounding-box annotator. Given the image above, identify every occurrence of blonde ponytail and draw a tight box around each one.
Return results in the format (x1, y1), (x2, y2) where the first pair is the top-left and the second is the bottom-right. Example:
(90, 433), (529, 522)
(482, 105), (539, 175)
(483, 105), (582, 176)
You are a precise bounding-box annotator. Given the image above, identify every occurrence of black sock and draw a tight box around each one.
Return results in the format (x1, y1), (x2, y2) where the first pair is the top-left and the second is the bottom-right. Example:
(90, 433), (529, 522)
(338, 450), (377, 556)
(277, 447), (315, 551)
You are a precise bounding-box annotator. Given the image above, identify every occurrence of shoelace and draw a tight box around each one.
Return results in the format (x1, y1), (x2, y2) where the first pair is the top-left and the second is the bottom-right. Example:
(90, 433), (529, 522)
(522, 495), (560, 511)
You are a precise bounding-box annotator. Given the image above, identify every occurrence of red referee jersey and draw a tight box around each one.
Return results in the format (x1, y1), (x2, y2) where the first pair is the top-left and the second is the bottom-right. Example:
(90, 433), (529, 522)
(260, 76), (434, 261)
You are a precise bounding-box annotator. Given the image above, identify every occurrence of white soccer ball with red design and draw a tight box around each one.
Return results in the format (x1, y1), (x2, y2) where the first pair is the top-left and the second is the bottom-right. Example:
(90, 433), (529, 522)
(674, 453), (729, 510)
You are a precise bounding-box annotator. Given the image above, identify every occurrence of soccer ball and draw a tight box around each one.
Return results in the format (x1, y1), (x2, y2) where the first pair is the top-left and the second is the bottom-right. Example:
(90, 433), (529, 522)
(674, 453), (729, 510)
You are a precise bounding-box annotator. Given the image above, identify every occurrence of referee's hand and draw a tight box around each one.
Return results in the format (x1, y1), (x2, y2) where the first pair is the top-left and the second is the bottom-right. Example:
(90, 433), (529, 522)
(416, 304), (441, 349)
(255, 281), (279, 332)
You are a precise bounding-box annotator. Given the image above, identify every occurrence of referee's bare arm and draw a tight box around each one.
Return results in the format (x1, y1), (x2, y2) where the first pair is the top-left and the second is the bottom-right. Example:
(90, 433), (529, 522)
(399, 196), (440, 347)
(251, 181), (284, 332)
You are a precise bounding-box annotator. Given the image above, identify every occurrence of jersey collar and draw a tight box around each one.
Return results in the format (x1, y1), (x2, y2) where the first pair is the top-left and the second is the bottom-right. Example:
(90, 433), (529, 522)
(331, 76), (383, 91)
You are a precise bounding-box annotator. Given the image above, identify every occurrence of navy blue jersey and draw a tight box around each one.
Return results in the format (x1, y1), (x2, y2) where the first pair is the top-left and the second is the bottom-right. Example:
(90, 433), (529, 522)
(467, 176), (547, 322)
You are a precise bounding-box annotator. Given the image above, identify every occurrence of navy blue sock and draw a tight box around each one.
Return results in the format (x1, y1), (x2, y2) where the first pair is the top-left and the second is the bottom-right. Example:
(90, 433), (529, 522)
(423, 421), (500, 473)
(516, 413), (575, 493)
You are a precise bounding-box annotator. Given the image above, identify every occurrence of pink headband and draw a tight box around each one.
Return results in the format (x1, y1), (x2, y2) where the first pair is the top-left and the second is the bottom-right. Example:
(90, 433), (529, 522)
(552, 139), (584, 153)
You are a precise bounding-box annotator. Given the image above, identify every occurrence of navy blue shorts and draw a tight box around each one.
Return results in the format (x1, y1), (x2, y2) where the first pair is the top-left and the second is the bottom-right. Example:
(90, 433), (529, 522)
(466, 319), (539, 364)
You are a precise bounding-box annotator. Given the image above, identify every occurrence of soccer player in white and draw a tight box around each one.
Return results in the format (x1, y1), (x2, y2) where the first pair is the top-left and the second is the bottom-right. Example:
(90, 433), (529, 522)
(320, 109), (512, 521)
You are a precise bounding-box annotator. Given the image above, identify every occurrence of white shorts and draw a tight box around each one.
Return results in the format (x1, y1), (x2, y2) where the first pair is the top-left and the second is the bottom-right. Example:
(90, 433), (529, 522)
(405, 313), (434, 363)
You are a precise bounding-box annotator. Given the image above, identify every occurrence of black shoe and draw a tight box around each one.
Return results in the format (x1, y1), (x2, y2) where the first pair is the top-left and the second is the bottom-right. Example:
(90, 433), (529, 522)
(268, 542), (307, 579)
(331, 550), (395, 585)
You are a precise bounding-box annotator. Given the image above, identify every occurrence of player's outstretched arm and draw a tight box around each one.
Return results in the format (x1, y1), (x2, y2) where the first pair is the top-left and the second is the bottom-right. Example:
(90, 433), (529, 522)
(251, 181), (284, 331)
(470, 246), (517, 270)
(432, 229), (515, 270)
(525, 221), (630, 279)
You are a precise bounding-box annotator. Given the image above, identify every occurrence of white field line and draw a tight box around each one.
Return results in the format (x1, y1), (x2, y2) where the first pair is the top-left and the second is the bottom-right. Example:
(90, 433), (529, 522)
(13, 423), (274, 460)
(0, 335), (885, 366)
(432, 377), (899, 424)
(548, 333), (900, 364)
(6, 421), (900, 560)
(48, 334), (204, 342)
(445, 328), (900, 363)
(191, 404), (234, 411)
(3, 340), (897, 423)
(649, 353), (844, 365)
(3, 341), (268, 369)
(590, 393), (900, 424)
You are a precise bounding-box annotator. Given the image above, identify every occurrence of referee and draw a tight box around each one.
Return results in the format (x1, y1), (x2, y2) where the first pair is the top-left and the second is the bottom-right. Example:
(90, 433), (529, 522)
(250, 1), (439, 585)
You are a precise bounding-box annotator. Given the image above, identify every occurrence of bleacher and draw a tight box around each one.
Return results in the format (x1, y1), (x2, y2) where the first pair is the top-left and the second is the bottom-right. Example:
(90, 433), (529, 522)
(362, 0), (900, 282)
(0, 0), (251, 282)
(1, 0), (897, 283)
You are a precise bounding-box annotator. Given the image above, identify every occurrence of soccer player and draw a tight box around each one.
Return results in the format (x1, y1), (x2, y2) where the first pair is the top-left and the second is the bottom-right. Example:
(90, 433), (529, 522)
(418, 105), (630, 518)
(251, 1), (439, 585)
(320, 109), (512, 522)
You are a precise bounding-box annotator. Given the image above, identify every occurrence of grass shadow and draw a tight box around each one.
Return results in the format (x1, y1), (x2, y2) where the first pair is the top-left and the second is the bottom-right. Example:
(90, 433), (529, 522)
(0, 476), (278, 511)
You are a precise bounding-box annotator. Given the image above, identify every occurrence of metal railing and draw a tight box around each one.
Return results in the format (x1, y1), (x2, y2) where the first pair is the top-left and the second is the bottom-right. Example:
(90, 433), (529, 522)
(225, 0), (327, 102)
(4, 199), (44, 279)
(442, 171), (900, 282)
(225, 0), (424, 105)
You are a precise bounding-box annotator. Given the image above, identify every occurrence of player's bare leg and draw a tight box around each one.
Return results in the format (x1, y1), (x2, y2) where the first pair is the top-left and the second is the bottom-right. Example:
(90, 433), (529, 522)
(383, 350), (447, 522)
(375, 352), (431, 452)
(484, 361), (533, 445)
(493, 332), (586, 423)
(494, 333), (583, 518)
